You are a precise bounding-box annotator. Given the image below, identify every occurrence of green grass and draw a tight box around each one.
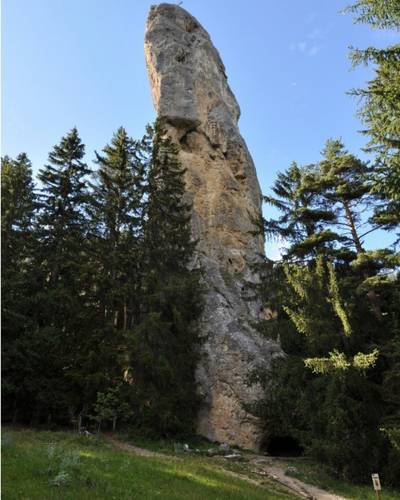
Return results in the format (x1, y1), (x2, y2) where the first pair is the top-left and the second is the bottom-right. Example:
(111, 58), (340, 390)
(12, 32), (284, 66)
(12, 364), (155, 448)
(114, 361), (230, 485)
(2, 429), (295, 499)
(117, 430), (223, 454)
(112, 433), (400, 500)
(272, 457), (400, 500)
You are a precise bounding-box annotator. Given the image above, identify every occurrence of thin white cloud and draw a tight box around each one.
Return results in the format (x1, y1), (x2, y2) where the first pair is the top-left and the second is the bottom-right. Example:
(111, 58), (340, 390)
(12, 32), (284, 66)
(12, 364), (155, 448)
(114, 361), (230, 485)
(308, 28), (322, 40)
(289, 25), (323, 57)
(290, 40), (320, 57)
(298, 41), (307, 52)
(308, 46), (319, 56)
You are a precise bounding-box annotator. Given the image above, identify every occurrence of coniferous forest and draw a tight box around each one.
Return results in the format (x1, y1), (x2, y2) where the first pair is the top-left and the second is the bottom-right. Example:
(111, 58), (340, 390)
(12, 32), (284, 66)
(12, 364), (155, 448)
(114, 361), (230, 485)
(2, 122), (203, 438)
(2, 0), (400, 491)
(249, 0), (400, 486)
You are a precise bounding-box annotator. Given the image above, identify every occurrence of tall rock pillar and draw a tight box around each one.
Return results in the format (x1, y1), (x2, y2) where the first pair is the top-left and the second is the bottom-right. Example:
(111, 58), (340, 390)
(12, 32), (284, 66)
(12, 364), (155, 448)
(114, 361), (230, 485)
(145, 3), (281, 450)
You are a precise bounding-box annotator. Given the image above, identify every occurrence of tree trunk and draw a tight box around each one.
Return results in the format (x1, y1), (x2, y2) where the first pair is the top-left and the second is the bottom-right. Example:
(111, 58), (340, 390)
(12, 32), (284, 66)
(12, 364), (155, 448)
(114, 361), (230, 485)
(342, 199), (382, 321)
(342, 200), (364, 253)
(12, 407), (18, 425)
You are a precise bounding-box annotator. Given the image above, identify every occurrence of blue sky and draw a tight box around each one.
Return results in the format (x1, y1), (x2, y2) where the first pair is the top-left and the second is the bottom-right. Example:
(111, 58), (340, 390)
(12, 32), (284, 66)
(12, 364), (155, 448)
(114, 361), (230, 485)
(2, 0), (397, 257)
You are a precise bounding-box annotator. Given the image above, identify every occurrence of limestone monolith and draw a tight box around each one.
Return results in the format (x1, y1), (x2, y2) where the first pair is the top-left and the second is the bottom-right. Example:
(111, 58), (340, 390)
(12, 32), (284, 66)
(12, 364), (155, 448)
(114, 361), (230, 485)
(145, 3), (281, 449)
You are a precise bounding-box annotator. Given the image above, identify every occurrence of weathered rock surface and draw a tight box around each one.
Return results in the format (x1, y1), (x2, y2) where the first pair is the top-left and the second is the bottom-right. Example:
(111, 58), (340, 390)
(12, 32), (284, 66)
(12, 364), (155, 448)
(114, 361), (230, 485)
(145, 3), (281, 450)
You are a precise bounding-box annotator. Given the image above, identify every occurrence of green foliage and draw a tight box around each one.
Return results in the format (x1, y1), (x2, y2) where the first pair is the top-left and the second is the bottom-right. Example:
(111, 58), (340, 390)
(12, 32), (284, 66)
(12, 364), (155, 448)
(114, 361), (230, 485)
(254, 134), (399, 485)
(254, 356), (388, 482)
(305, 348), (379, 374)
(264, 162), (339, 260)
(90, 126), (146, 332)
(128, 121), (203, 437)
(353, 348), (380, 370)
(2, 122), (203, 439)
(1, 153), (39, 423)
(91, 385), (134, 431)
(46, 444), (82, 487)
(283, 256), (351, 352)
(27, 128), (98, 424)
(345, 0), (400, 29)
(304, 350), (351, 373)
(346, 0), (400, 238)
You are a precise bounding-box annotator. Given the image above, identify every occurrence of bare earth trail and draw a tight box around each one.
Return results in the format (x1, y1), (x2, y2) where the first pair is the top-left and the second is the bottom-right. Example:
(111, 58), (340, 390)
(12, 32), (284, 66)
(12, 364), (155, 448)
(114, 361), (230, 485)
(106, 435), (347, 500)
(247, 458), (346, 500)
(106, 434), (166, 458)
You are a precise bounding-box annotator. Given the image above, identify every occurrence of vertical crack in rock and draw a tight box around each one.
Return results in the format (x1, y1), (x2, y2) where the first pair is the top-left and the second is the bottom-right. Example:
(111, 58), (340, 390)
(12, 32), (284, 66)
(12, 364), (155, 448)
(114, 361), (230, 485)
(145, 3), (282, 450)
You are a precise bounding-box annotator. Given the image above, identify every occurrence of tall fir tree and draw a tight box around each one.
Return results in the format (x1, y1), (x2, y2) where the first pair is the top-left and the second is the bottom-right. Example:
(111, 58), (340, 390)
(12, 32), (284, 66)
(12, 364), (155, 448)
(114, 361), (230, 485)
(91, 126), (146, 332)
(128, 121), (203, 437)
(252, 140), (399, 485)
(264, 161), (339, 261)
(1, 154), (38, 422)
(346, 0), (400, 238)
(34, 128), (95, 424)
(84, 127), (148, 424)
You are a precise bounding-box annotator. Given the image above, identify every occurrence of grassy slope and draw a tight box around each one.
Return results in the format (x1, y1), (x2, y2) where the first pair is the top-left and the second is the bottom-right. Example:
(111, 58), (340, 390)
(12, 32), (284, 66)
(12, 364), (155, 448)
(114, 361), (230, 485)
(2, 429), (295, 500)
(118, 434), (400, 500)
(276, 458), (400, 500)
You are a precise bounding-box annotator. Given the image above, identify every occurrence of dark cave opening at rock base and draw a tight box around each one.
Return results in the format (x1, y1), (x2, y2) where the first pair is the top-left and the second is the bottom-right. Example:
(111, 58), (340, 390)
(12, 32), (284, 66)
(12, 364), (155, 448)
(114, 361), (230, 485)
(264, 436), (304, 457)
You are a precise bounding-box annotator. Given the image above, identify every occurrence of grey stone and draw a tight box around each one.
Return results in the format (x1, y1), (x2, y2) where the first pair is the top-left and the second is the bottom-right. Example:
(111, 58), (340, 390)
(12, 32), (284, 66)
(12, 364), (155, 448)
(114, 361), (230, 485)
(224, 453), (243, 460)
(218, 443), (231, 453)
(145, 3), (282, 450)
(207, 448), (219, 456)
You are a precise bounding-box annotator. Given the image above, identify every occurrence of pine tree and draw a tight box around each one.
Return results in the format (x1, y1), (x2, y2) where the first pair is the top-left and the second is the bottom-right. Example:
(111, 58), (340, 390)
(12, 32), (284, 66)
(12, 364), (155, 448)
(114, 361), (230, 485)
(128, 121), (203, 437)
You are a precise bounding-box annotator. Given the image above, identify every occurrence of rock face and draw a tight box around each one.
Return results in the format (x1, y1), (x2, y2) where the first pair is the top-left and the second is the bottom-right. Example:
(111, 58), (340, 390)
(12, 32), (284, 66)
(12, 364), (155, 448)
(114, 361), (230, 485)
(145, 3), (281, 450)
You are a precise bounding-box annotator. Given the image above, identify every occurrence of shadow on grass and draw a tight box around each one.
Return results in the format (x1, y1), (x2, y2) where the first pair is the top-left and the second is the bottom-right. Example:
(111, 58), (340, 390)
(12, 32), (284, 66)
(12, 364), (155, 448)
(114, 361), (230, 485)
(2, 428), (294, 500)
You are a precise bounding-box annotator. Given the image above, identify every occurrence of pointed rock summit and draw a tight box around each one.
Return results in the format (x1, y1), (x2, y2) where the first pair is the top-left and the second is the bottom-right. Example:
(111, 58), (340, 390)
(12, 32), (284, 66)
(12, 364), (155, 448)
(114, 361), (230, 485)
(145, 3), (281, 449)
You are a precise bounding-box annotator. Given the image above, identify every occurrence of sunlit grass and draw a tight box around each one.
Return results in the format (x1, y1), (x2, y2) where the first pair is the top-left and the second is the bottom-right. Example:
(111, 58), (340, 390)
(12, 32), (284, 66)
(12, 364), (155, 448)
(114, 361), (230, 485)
(270, 458), (400, 500)
(2, 428), (295, 500)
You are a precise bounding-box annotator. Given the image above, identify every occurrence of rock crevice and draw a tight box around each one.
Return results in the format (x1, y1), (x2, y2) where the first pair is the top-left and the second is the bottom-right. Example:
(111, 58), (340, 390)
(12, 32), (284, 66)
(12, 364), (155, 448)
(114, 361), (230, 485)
(145, 3), (281, 450)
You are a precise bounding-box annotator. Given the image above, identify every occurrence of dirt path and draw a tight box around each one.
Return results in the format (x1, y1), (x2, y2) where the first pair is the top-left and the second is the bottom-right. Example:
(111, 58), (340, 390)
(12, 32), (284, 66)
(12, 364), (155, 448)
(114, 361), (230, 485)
(105, 434), (166, 458)
(106, 435), (347, 500)
(248, 459), (346, 500)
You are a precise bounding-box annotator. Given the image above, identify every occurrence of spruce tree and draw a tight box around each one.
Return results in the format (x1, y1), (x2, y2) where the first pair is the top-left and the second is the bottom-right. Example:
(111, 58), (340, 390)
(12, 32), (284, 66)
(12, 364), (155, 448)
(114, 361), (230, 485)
(84, 127), (148, 424)
(1, 154), (38, 422)
(253, 140), (400, 484)
(34, 128), (94, 423)
(347, 0), (400, 468)
(91, 126), (146, 332)
(312, 140), (374, 254)
(128, 121), (203, 437)
(312, 140), (398, 323)
(264, 162), (339, 261)
(346, 0), (400, 238)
